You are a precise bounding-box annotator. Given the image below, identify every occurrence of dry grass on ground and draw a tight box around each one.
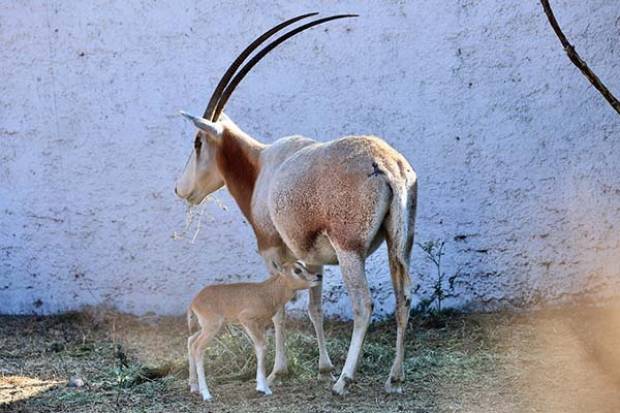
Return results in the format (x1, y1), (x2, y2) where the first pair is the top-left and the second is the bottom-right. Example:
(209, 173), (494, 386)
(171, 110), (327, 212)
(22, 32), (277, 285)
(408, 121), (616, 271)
(1, 304), (620, 412)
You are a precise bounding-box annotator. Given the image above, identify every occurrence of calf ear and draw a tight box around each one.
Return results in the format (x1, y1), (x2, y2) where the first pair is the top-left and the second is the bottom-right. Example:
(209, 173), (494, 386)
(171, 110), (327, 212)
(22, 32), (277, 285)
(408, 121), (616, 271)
(295, 260), (308, 270)
(180, 111), (223, 140)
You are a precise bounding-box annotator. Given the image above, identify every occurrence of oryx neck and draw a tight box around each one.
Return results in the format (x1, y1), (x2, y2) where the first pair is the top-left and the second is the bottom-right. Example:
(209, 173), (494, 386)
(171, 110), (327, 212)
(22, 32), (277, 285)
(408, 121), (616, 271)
(215, 127), (265, 224)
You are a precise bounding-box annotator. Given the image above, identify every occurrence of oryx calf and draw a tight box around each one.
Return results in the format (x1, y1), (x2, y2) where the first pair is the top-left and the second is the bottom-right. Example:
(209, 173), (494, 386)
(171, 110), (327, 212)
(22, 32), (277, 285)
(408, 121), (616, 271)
(186, 261), (322, 401)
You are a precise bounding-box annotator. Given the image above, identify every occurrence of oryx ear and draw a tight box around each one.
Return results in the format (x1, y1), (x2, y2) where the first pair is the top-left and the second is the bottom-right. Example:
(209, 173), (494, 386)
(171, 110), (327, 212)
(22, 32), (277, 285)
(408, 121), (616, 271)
(180, 111), (223, 138)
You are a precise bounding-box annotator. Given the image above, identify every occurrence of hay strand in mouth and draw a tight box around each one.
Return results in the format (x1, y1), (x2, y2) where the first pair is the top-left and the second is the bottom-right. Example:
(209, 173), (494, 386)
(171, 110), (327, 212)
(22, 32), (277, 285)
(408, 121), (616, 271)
(172, 190), (227, 243)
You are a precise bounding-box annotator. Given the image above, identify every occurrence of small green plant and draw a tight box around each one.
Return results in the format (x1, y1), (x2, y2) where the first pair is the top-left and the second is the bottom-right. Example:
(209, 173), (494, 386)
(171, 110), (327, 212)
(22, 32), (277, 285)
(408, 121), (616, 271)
(114, 343), (130, 406)
(415, 239), (461, 315)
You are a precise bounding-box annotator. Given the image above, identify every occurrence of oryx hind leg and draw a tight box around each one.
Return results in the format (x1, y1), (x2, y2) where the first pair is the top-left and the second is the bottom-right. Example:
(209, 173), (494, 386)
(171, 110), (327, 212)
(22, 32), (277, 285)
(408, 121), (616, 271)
(331, 250), (371, 395)
(384, 241), (412, 393)
(384, 183), (416, 394)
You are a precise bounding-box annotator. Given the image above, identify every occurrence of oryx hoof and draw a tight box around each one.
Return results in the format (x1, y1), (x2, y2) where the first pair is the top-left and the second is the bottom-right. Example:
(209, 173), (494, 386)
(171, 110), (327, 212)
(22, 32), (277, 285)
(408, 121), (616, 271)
(189, 383), (200, 394)
(267, 367), (289, 385)
(256, 385), (273, 396)
(318, 371), (337, 383)
(319, 363), (335, 374)
(318, 364), (336, 382)
(384, 376), (404, 394)
(331, 375), (352, 396)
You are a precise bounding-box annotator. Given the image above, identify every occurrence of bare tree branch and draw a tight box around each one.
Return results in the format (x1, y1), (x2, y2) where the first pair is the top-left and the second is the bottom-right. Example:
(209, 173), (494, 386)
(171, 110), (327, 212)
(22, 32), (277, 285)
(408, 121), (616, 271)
(540, 0), (620, 115)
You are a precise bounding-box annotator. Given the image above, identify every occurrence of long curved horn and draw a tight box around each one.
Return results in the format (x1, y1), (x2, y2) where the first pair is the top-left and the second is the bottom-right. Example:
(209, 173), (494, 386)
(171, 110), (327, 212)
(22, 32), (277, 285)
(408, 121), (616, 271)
(203, 12), (319, 121)
(212, 14), (358, 121)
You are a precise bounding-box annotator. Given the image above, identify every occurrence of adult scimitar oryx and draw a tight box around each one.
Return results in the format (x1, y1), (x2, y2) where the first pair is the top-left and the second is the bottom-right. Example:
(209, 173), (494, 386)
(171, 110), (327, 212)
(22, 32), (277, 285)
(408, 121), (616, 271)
(174, 13), (417, 396)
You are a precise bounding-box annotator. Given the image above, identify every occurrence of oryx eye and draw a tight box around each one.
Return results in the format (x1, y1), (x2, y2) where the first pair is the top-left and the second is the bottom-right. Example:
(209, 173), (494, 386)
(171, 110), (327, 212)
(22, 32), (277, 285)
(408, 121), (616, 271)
(294, 268), (302, 275)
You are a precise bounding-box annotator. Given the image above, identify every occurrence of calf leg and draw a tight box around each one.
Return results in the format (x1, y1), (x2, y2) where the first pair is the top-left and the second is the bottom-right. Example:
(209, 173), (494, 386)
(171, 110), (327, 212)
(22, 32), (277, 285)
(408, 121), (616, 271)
(307, 272), (335, 376)
(332, 250), (372, 395)
(187, 331), (201, 393)
(191, 318), (222, 401)
(242, 320), (271, 395)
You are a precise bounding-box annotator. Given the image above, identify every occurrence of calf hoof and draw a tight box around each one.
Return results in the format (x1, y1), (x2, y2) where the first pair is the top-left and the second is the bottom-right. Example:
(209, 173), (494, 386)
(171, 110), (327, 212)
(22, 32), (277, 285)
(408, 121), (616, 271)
(384, 376), (404, 394)
(189, 383), (199, 394)
(201, 391), (212, 401)
(331, 376), (352, 396)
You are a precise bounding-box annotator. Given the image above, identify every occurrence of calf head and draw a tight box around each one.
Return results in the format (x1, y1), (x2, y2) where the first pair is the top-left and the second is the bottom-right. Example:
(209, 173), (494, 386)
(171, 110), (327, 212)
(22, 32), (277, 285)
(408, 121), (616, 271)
(281, 261), (322, 290)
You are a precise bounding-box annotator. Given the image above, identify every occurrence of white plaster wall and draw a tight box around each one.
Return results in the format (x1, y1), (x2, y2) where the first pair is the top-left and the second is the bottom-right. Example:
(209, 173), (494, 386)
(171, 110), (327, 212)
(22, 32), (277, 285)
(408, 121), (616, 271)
(1, 1), (619, 316)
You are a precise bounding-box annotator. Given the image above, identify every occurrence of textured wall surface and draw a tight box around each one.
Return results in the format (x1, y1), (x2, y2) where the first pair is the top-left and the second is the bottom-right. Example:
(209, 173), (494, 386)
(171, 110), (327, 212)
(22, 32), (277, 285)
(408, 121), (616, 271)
(1, 1), (619, 316)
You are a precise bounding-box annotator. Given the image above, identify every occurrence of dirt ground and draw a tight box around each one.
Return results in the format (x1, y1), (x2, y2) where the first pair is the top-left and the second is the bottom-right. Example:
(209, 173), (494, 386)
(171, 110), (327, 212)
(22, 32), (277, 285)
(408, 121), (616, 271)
(1, 304), (620, 413)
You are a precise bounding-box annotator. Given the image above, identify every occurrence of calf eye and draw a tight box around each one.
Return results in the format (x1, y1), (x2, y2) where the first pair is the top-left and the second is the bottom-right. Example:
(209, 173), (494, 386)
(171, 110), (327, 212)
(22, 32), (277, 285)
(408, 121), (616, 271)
(294, 268), (302, 275)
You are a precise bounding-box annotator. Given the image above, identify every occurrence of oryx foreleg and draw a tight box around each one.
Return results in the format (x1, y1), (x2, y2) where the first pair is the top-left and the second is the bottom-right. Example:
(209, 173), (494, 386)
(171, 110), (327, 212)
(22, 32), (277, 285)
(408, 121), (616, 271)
(307, 265), (335, 377)
(267, 307), (288, 383)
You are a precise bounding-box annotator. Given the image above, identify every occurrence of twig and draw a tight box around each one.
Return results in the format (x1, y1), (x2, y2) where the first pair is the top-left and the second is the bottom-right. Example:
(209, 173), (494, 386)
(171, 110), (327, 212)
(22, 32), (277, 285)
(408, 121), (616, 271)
(540, 0), (620, 115)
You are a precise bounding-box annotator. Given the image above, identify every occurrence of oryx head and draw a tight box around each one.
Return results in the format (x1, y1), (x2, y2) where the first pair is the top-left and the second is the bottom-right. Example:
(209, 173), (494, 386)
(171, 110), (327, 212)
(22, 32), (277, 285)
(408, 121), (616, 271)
(174, 111), (225, 204)
(175, 13), (358, 204)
